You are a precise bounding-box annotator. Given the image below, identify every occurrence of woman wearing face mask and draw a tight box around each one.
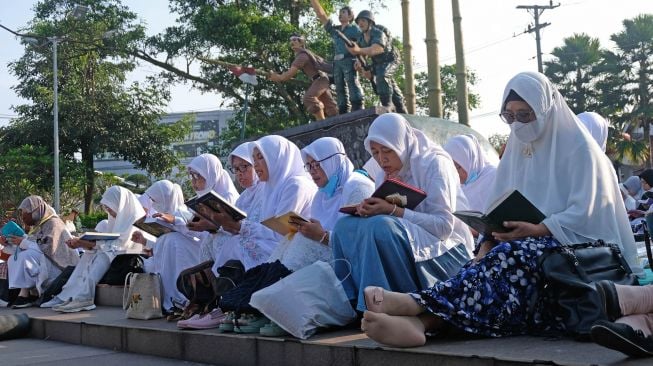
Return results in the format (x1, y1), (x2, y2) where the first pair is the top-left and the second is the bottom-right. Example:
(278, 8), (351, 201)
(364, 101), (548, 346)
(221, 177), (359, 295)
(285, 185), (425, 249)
(2, 196), (79, 308)
(443, 134), (498, 213)
(41, 186), (145, 312)
(359, 71), (643, 348)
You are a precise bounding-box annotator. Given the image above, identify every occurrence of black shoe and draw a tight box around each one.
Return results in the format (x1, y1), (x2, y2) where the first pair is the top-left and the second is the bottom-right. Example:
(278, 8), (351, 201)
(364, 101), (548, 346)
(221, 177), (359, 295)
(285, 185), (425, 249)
(596, 280), (622, 321)
(11, 296), (33, 309)
(591, 320), (653, 357)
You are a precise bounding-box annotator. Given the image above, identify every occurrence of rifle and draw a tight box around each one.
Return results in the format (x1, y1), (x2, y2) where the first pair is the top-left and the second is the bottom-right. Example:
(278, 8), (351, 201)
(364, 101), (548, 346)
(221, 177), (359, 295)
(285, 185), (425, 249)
(334, 29), (377, 92)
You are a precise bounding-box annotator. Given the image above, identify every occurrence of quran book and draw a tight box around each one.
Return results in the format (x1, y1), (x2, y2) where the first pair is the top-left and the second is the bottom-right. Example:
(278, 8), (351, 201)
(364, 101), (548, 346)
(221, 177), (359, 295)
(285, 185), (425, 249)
(79, 232), (121, 241)
(339, 178), (427, 215)
(134, 216), (176, 237)
(185, 190), (247, 225)
(261, 211), (310, 236)
(453, 190), (546, 236)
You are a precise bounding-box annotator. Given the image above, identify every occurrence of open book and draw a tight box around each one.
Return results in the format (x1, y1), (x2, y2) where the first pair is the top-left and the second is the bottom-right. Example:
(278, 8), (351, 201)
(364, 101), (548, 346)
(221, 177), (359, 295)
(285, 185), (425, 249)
(79, 232), (121, 241)
(185, 190), (247, 226)
(134, 216), (176, 237)
(261, 211), (310, 236)
(339, 178), (428, 215)
(453, 190), (546, 236)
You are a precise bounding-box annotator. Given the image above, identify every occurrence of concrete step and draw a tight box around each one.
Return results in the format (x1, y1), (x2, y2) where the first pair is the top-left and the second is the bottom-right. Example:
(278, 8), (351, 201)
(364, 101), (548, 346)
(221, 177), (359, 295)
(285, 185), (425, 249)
(0, 306), (649, 366)
(95, 284), (124, 307)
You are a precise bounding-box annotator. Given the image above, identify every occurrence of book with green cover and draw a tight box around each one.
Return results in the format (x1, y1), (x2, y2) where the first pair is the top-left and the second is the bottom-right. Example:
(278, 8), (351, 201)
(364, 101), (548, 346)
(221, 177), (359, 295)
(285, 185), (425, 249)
(453, 190), (546, 236)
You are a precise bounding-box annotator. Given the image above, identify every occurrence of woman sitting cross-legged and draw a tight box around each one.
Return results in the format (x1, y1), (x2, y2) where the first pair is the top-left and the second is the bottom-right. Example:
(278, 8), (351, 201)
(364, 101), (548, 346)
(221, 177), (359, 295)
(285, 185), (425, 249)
(331, 113), (475, 314)
(41, 186), (146, 312)
(2, 196), (79, 308)
(360, 71), (643, 348)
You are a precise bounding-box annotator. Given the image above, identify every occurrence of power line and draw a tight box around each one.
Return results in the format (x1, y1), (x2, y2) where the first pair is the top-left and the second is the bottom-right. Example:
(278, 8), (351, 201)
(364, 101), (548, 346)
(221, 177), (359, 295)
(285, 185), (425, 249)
(516, 1), (560, 72)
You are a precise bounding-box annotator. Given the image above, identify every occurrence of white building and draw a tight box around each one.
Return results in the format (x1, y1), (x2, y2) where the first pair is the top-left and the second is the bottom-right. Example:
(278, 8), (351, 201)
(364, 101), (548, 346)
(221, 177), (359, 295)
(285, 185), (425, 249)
(94, 109), (235, 177)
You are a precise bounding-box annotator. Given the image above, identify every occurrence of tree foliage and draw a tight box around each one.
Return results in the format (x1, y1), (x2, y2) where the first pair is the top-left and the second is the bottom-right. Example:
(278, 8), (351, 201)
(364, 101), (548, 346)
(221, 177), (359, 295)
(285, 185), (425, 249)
(414, 65), (480, 119)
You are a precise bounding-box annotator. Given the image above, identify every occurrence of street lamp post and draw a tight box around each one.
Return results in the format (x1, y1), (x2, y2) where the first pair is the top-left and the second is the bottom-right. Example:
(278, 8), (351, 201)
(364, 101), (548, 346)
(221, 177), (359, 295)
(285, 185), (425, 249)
(51, 36), (61, 213)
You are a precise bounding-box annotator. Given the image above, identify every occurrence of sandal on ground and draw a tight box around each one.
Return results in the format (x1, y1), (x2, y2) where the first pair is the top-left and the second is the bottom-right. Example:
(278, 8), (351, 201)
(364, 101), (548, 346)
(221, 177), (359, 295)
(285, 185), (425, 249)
(260, 321), (289, 337)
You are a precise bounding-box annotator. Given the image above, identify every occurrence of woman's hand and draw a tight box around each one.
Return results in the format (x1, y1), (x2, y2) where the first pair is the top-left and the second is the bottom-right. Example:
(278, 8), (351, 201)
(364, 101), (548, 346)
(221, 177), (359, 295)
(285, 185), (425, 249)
(186, 216), (218, 232)
(218, 213), (242, 235)
(294, 218), (325, 242)
(66, 237), (95, 250)
(492, 222), (551, 242)
(152, 212), (175, 224)
(131, 231), (147, 245)
(358, 197), (399, 218)
(628, 209), (646, 218)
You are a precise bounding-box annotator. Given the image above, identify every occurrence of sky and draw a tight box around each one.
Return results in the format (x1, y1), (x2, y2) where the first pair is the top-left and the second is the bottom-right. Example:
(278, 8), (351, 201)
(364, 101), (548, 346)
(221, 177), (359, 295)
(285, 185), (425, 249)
(1, 0), (652, 138)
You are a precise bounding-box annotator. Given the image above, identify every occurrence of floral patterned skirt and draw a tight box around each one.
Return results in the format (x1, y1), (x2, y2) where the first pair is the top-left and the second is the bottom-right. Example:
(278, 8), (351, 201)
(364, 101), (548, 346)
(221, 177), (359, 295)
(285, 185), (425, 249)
(412, 236), (561, 337)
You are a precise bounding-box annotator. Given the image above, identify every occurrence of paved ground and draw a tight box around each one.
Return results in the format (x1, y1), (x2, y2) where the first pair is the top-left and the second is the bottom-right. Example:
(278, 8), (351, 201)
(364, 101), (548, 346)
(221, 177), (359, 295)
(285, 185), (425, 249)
(0, 338), (211, 366)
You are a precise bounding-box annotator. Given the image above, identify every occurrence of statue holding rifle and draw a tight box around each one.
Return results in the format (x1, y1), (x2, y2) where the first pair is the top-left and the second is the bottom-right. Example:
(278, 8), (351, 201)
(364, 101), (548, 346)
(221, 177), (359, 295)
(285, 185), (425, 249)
(347, 10), (407, 113)
(309, 0), (364, 114)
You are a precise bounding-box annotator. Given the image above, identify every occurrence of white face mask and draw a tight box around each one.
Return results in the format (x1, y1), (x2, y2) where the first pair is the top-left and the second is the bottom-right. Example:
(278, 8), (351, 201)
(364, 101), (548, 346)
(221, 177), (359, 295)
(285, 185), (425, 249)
(511, 120), (540, 143)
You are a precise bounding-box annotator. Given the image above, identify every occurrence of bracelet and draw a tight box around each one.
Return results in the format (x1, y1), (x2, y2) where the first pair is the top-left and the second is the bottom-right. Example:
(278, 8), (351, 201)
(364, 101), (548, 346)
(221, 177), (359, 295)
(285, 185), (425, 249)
(389, 204), (398, 217)
(319, 231), (329, 244)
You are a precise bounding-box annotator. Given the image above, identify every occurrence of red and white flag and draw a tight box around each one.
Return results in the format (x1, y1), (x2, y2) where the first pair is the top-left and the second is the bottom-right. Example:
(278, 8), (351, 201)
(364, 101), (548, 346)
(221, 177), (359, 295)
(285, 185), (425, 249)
(229, 65), (257, 85)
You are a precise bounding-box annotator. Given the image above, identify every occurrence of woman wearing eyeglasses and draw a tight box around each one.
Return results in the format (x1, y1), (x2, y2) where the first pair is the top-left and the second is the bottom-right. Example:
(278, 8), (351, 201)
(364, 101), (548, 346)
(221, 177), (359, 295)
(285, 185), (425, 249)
(359, 72), (642, 348)
(1, 196), (79, 309)
(41, 186), (145, 312)
(330, 112), (474, 315)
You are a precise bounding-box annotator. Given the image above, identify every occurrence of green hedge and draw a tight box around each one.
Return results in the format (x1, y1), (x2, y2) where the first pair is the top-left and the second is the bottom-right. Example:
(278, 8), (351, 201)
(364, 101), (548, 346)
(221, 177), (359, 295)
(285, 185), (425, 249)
(79, 212), (108, 230)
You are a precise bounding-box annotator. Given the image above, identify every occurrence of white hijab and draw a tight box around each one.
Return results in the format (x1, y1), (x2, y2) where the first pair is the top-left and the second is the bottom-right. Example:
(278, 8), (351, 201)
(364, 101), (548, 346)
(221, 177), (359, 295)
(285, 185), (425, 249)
(144, 180), (185, 214)
(229, 142), (263, 214)
(301, 137), (354, 230)
(444, 134), (498, 212)
(100, 186), (146, 243)
(577, 111), (609, 152)
(251, 135), (316, 220)
(489, 71), (642, 276)
(187, 153), (239, 204)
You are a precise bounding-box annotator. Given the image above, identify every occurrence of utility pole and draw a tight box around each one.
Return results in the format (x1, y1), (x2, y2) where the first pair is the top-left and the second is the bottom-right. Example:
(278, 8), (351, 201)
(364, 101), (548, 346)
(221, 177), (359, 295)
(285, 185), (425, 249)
(516, 1), (559, 73)
(401, 0), (416, 114)
(451, 0), (469, 126)
(424, 0), (442, 118)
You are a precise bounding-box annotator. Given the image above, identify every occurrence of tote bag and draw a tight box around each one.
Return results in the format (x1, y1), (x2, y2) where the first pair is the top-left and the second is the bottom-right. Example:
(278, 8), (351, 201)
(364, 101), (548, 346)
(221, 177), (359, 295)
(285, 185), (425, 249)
(249, 260), (357, 339)
(122, 272), (163, 320)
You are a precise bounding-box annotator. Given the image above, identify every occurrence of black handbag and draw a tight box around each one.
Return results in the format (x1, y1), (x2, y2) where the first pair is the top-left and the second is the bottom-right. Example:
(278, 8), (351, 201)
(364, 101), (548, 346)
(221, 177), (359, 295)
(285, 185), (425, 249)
(99, 254), (144, 285)
(538, 240), (639, 338)
(176, 259), (245, 315)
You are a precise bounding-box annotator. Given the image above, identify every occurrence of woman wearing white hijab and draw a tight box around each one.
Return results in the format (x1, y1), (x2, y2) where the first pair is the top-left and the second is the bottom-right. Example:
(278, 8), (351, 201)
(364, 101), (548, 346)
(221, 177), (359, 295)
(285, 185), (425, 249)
(330, 113), (474, 313)
(267, 137), (375, 271)
(359, 72), (642, 348)
(205, 136), (316, 271)
(2, 196), (79, 308)
(443, 134), (498, 213)
(41, 186), (145, 312)
(187, 153), (239, 203)
(135, 180), (203, 311)
(577, 111), (609, 152)
(624, 175), (645, 201)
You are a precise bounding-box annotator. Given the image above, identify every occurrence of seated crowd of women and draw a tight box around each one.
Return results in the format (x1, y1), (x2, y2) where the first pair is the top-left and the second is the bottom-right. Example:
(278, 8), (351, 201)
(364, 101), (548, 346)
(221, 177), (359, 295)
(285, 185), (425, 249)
(0, 71), (645, 351)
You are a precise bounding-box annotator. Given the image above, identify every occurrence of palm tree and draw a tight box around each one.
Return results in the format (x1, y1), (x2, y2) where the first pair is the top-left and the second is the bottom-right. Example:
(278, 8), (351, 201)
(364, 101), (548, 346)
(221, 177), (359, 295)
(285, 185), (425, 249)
(544, 33), (602, 113)
(599, 15), (653, 167)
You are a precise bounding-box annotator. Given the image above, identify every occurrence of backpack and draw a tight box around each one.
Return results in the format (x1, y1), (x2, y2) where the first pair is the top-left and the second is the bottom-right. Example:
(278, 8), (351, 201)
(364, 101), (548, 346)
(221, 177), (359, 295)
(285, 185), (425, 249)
(99, 254), (144, 286)
(298, 49), (333, 75)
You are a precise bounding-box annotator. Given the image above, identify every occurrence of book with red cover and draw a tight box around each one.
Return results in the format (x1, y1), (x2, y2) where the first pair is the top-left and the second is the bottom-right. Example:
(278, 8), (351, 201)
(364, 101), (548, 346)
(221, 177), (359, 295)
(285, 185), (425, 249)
(339, 178), (427, 215)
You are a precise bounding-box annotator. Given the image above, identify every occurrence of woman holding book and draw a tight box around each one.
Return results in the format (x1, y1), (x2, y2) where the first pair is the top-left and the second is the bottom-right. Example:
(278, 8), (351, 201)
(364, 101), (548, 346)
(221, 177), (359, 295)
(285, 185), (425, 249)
(359, 71), (643, 347)
(40, 186), (145, 312)
(330, 113), (474, 313)
(134, 180), (203, 312)
(268, 136), (375, 271)
(443, 134), (498, 213)
(1, 196), (79, 308)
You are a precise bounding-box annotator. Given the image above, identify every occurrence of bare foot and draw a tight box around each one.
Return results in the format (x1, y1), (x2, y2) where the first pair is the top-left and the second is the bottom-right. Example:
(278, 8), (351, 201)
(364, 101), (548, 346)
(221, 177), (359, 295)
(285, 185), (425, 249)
(363, 286), (424, 316)
(361, 311), (426, 347)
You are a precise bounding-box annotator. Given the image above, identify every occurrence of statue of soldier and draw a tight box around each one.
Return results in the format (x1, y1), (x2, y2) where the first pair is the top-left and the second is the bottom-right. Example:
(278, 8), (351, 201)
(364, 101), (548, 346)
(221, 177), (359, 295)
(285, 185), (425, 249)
(346, 10), (407, 113)
(309, 0), (364, 114)
(268, 34), (338, 121)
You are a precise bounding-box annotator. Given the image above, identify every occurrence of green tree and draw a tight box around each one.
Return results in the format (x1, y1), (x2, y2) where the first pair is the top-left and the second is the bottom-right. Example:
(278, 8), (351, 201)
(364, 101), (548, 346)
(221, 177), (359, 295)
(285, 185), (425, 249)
(487, 133), (509, 155)
(544, 33), (602, 113)
(414, 65), (479, 119)
(1, 0), (190, 212)
(598, 14), (653, 167)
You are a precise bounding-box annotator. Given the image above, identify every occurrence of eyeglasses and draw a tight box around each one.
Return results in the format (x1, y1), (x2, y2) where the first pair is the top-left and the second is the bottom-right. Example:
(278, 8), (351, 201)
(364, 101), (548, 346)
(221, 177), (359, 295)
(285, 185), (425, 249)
(499, 110), (535, 124)
(189, 171), (204, 181)
(229, 164), (251, 174)
(304, 153), (345, 172)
